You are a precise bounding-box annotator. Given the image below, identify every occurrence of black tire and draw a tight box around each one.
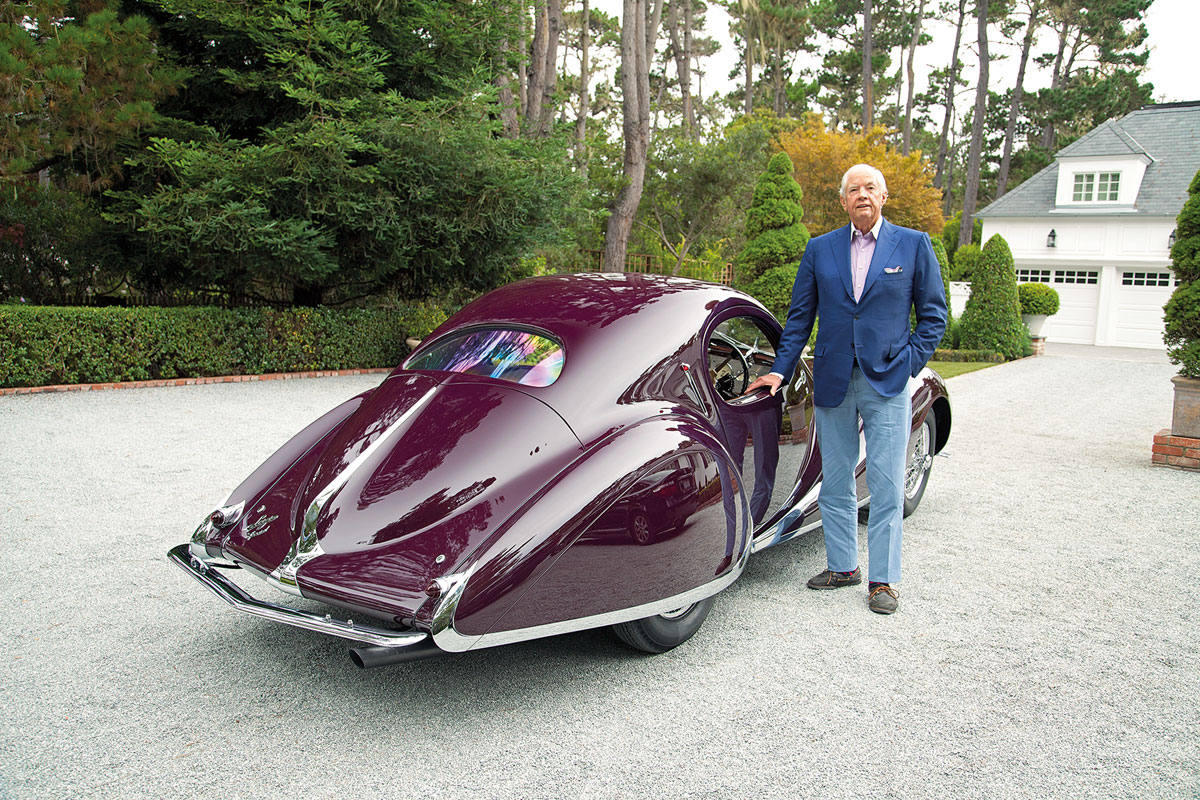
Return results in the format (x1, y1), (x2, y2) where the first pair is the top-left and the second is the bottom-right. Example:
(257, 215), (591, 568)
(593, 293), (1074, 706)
(629, 510), (653, 545)
(612, 596), (716, 654)
(903, 413), (935, 517)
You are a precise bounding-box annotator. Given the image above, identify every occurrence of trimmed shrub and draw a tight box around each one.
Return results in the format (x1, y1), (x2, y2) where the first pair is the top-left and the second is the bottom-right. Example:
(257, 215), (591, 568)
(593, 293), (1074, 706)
(958, 234), (1029, 361)
(1165, 169), (1200, 377)
(739, 152), (809, 283)
(1017, 282), (1060, 316)
(931, 348), (1004, 363)
(0, 303), (454, 388)
(1164, 281), (1200, 378)
(950, 243), (982, 282)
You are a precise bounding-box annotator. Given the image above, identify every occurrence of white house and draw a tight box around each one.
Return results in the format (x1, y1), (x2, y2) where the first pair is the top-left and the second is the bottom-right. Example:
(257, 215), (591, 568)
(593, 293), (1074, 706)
(975, 101), (1200, 349)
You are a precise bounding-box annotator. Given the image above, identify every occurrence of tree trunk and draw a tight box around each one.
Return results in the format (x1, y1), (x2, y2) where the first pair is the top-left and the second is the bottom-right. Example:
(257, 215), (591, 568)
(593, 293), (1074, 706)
(934, 0), (966, 189)
(668, 0), (694, 135)
(997, 0), (1038, 197)
(683, 0), (695, 130)
(901, 0), (926, 155)
(773, 39), (785, 115)
(604, 0), (652, 271)
(525, 0), (562, 137)
(959, 0), (988, 248)
(518, 10), (528, 118)
(576, 0), (591, 170)
(1040, 17), (1068, 149)
(861, 0), (873, 129)
(526, 0), (547, 128)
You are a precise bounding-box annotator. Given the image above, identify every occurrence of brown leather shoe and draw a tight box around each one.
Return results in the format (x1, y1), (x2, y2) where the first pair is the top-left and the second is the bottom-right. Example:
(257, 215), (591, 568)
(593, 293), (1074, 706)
(806, 567), (862, 590)
(868, 584), (899, 614)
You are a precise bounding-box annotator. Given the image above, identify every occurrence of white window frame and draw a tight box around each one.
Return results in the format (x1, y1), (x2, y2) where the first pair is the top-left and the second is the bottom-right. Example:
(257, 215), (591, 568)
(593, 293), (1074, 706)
(1072, 171), (1120, 203)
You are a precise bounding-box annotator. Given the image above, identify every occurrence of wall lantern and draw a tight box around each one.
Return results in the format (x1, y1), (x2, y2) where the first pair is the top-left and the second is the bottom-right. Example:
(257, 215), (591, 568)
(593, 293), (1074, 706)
(1046, 229), (1057, 248)
(1169, 229), (1177, 248)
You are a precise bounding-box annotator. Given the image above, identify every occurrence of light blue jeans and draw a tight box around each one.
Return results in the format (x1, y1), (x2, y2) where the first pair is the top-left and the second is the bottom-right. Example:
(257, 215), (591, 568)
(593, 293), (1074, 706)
(813, 366), (911, 584)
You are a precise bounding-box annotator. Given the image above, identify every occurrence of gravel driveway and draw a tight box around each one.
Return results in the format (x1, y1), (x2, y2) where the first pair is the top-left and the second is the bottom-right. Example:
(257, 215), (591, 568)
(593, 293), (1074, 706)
(2, 346), (1197, 799)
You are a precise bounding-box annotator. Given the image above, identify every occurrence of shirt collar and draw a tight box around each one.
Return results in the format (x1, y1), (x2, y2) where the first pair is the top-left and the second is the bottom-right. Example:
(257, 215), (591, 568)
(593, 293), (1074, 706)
(852, 217), (884, 241)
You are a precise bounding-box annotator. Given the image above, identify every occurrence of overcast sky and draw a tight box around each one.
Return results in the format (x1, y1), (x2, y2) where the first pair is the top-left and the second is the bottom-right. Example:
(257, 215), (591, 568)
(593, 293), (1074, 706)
(592, 0), (1195, 114)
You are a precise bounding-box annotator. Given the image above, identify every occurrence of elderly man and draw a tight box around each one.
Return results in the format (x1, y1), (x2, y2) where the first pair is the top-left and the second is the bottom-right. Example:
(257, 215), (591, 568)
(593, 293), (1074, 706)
(745, 163), (947, 614)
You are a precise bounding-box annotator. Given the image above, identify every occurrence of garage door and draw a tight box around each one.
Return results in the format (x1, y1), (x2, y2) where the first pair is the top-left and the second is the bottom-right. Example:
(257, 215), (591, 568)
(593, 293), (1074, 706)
(1018, 268), (1100, 344)
(1112, 270), (1178, 348)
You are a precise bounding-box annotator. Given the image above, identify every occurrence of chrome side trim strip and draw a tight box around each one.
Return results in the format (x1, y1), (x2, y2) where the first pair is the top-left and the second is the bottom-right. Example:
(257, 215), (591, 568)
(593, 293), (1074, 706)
(168, 544), (429, 649)
(272, 387), (437, 587)
(431, 548), (750, 653)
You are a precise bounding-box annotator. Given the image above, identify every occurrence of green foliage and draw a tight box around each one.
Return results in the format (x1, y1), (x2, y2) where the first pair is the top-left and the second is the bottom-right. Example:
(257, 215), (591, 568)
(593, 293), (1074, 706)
(958, 234), (1028, 361)
(740, 152), (809, 282)
(0, 185), (126, 303)
(1017, 282), (1060, 316)
(1169, 170), (1200, 284)
(930, 236), (952, 306)
(951, 243), (982, 282)
(104, 0), (576, 304)
(640, 123), (771, 272)
(0, 303), (454, 387)
(1165, 169), (1200, 377)
(0, 2), (185, 190)
(746, 261), (800, 322)
(942, 211), (982, 262)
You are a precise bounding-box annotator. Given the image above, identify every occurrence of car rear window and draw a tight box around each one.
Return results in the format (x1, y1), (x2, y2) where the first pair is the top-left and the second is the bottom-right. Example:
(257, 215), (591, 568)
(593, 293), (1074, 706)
(404, 328), (565, 387)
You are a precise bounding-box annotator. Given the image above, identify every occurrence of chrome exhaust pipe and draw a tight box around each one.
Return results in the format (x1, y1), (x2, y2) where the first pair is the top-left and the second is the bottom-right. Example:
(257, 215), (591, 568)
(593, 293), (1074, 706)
(349, 640), (445, 669)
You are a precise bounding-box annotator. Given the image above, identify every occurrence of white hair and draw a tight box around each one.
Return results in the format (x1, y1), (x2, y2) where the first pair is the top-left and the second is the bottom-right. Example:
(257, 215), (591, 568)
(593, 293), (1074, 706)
(840, 164), (888, 197)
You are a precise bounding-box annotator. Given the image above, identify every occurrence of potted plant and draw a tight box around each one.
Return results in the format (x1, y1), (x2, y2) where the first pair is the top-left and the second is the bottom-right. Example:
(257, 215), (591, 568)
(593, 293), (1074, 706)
(1164, 170), (1200, 439)
(1018, 282), (1060, 338)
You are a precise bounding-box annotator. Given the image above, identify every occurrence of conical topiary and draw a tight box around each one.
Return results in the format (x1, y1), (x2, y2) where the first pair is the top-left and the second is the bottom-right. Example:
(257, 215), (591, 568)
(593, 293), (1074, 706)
(740, 152), (810, 283)
(1164, 169), (1200, 378)
(958, 234), (1028, 360)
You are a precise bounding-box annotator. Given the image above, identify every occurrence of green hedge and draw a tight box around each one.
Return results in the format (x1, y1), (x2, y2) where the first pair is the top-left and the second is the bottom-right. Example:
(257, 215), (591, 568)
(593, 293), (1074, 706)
(0, 303), (452, 388)
(931, 348), (1005, 363)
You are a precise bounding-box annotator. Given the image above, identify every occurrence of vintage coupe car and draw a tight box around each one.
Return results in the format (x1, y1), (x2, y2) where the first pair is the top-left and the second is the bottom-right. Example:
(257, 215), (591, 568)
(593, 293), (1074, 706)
(170, 273), (951, 668)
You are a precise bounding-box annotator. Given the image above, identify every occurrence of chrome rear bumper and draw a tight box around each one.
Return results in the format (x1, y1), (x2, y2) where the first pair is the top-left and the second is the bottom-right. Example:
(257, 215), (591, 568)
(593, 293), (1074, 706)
(167, 544), (430, 650)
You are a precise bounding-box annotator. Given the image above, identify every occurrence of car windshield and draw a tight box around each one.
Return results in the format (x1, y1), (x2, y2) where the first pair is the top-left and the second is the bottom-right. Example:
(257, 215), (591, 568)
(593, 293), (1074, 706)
(404, 328), (565, 387)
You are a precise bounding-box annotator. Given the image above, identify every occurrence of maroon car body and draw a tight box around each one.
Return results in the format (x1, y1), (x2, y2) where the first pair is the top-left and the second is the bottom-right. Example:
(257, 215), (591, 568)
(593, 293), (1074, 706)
(169, 273), (951, 667)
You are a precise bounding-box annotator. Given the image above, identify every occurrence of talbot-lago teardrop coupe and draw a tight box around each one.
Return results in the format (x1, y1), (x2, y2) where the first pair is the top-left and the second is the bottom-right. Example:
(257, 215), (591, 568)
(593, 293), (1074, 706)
(169, 273), (951, 668)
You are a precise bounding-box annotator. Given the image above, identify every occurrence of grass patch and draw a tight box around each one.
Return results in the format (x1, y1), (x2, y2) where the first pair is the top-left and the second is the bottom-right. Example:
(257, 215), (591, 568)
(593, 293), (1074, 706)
(929, 360), (999, 379)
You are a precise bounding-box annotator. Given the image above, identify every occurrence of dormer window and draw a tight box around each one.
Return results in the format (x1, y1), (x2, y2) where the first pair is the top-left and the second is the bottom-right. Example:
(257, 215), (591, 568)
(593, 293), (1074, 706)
(1072, 171), (1120, 202)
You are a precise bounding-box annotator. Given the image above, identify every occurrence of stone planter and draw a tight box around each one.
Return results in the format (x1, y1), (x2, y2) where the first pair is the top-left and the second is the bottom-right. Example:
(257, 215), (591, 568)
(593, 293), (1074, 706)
(1172, 375), (1200, 439)
(1022, 313), (1049, 338)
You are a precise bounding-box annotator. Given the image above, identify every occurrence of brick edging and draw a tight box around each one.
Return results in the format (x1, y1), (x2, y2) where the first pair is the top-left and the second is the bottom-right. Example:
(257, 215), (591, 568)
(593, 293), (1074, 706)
(1152, 428), (1200, 471)
(0, 367), (393, 397)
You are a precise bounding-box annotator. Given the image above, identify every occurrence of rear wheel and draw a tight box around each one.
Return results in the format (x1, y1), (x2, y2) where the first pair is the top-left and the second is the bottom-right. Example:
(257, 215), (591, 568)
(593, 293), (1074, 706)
(612, 596), (716, 654)
(855, 413), (936, 523)
(903, 414), (935, 517)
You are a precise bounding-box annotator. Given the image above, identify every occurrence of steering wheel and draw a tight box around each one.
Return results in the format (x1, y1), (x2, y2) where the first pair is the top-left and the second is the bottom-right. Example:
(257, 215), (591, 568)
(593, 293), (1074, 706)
(708, 332), (752, 401)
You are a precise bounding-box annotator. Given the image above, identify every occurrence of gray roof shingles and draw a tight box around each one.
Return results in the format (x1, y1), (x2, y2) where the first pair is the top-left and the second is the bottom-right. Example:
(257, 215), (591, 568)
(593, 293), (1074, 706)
(977, 102), (1200, 218)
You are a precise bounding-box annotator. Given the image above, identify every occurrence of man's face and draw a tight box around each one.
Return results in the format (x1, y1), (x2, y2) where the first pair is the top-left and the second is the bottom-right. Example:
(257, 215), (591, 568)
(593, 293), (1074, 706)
(840, 167), (888, 232)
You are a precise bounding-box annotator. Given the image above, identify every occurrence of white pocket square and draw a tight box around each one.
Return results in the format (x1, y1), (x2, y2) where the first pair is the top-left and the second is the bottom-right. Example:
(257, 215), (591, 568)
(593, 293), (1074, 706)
(884, 266), (903, 274)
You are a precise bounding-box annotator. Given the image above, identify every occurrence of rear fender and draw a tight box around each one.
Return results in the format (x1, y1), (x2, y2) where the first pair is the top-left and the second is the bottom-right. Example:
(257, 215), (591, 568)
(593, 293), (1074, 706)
(433, 414), (749, 649)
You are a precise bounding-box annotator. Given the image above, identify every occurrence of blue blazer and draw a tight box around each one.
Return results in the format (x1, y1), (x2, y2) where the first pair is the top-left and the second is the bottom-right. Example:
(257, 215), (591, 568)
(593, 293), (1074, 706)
(772, 219), (948, 408)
